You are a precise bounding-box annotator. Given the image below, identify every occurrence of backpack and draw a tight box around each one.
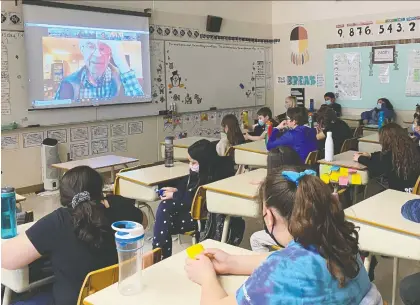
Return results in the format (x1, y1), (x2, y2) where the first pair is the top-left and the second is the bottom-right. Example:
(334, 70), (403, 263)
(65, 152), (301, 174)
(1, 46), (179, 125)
(199, 213), (245, 246)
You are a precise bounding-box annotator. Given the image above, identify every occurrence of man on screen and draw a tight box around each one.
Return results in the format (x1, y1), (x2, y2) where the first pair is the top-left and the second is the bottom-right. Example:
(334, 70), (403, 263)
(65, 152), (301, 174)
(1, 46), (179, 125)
(55, 39), (144, 101)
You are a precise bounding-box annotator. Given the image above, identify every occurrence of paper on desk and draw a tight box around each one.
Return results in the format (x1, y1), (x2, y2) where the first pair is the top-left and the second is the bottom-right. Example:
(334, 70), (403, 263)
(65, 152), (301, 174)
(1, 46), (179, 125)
(339, 167), (348, 176)
(351, 173), (362, 185)
(320, 174), (330, 184)
(331, 166), (340, 172)
(330, 172), (340, 182)
(339, 176), (349, 186)
(348, 168), (357, 174)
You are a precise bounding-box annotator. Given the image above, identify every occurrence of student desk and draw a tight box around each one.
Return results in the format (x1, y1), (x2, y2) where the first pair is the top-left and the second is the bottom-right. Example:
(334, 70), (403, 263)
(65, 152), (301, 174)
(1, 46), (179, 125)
(83, 239), (254, 305)
(358, 133), (381, 153)
(160, 136), (218, 161)
(1, 222), (55, 305)
(341, 115), (361, 128)
(15, 194), (26, 203)
(52, 155), (139, 182)
(202, 169), (266, 243)
(345, 190), (420, 305)
(318, 150), (368, 204)
(114, 162), (190, 203)
(233, 140), (267, 167)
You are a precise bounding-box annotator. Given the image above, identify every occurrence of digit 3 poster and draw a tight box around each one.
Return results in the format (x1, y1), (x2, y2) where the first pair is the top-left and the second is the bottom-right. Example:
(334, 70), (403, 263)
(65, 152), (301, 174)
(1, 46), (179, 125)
(290, 25), (309, 66)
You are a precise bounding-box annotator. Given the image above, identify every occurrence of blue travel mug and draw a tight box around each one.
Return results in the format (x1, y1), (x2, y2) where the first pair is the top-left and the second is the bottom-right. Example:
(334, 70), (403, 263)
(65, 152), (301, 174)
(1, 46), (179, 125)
(1, 187), (17, 239)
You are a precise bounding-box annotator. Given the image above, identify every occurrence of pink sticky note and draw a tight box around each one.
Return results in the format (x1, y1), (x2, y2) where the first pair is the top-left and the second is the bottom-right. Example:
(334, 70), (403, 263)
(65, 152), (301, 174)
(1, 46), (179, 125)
(348, 169), (357, 174)
(339, 176), (349, 186)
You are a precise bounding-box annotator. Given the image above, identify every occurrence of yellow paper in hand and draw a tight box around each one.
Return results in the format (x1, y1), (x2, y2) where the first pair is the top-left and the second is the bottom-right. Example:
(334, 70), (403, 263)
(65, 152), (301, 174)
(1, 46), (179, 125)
(351, 173), (362, 185)
(186, 244), (205, 259)
(320, 174), (330, 184)
(340, 167), (349, 176)
(330, 171), (340, 182)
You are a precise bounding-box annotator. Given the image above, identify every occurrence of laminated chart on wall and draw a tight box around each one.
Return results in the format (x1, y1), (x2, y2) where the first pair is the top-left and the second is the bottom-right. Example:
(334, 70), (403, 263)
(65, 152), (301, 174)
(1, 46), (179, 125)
(1, 41), (11, 115)
(165, 41), (266, 113)
(333, 52), (361, 100)
(406, 49), (420, 97)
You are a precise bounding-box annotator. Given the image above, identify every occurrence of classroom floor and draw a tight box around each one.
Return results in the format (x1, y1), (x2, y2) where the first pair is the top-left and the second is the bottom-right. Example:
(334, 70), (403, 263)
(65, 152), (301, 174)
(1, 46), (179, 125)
(20, 192), (420, 305)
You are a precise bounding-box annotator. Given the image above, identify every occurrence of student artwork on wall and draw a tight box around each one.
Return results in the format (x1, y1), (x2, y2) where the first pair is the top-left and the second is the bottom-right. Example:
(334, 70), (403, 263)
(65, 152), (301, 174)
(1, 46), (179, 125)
(290, 25), (309, 66)
(333, 52), (362, 100)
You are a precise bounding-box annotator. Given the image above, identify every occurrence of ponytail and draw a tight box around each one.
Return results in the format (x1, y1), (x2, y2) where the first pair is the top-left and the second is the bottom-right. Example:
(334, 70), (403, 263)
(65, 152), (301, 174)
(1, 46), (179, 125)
(260, 166), (360, 287)
(59, 166), (110, 249)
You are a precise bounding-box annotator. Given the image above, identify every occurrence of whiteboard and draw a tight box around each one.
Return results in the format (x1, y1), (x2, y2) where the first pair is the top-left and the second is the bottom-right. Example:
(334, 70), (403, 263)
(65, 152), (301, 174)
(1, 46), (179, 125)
(165, 41), (266, 113)
(1, 31), (166, 126)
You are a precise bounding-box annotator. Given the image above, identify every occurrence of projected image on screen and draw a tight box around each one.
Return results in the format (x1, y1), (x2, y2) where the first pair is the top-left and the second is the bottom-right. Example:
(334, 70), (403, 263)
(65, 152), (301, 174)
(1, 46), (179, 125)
(39, 27), (146, 107)
(23, 1), (152, 110)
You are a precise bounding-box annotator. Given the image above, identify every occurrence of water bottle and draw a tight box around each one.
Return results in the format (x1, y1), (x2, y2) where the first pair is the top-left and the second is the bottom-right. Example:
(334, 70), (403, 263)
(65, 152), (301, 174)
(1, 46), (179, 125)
(1, 187), (17, 239)
(378, 111), (385, 129)
(309, 99), (314, 112)
(112, 221), (145, 296)
(164, 136), (174, 167)
(325, 131), (334, 162)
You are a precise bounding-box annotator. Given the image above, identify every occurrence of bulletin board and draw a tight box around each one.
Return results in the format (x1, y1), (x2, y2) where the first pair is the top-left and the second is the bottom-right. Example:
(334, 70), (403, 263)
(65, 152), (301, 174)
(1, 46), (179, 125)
(325, 42), (420, 110)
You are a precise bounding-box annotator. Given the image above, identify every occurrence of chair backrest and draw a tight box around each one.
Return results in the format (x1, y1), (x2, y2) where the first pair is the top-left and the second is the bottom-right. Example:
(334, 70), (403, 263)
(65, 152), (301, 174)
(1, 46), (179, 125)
(77, 248), (162, 305)
(190, 186), (208, 221)
(305, 150), (319, 165)
(353, 126), (363, 138)
(412, 176), (420, 195)
(340, 138), (359, 153)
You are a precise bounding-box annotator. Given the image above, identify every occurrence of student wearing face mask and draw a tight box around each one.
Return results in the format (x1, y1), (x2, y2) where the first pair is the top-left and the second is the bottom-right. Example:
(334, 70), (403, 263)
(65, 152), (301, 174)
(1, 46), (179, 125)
(324, 92), (342, 117)
(266, 107), (317, 162)
(361, 98), (395, 125)
(245, 107), (278, 141)
(153, 139), (229, 259)
(185, 166), (375, 305)
(276, 96), (297, 122)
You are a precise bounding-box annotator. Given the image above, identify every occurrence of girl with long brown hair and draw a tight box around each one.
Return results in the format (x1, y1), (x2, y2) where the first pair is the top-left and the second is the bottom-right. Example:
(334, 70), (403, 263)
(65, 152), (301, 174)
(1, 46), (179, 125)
(216, 114), (245, 156)
(354, 123), (420, 192)
(184, 166), (373, 304)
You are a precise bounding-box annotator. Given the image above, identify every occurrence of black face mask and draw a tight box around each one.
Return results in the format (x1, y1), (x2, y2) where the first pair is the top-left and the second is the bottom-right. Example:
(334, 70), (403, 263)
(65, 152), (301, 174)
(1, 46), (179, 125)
(263, 212), (283, 248)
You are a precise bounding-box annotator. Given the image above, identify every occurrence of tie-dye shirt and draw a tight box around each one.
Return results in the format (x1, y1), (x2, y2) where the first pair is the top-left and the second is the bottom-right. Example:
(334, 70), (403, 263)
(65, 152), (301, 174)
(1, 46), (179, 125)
(236, 240), (371, 305)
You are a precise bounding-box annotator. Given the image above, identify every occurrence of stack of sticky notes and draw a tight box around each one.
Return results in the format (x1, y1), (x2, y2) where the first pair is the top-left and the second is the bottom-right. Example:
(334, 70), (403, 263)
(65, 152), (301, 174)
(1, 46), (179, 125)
(186, 244), (205, 259)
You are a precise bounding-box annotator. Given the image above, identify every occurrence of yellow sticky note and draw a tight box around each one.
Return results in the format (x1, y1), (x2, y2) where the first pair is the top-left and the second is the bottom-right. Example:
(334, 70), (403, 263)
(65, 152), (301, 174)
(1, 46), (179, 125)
(340, 167), (349, 176)
(351, 173), (362, 185)
(330, 172), (340, 182)
(186, 244), (205, 259)
(321, 174), (330, 184)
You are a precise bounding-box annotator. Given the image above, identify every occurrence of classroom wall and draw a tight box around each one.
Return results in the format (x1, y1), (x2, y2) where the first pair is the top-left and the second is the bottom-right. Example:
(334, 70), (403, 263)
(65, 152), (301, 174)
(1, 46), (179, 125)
(1, 1), (274, 189)
(271, 2), (420, 123)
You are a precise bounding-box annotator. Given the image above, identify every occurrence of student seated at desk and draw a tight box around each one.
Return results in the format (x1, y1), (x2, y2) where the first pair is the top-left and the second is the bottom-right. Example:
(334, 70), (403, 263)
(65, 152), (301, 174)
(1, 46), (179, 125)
(216, 114), (245, 156)
(153, 139), (233, 259)
(316, 106), (352, 157)
(276, 96), (297, 122)
(185, 166), (374, 305)
(354, 123), (420, 193)
(244, 107), (278, 141)
(250, 146), (303, 252)
(324, 92), (342, 117)
(1, 166), (146, 305)
(361, 98), (394, 125)
(266, 107), (317, 162)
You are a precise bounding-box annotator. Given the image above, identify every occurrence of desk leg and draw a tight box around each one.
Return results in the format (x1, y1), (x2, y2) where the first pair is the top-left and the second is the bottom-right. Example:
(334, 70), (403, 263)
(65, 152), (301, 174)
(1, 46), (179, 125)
(111, 166), (116, 183)
(3, 286), (12, 305)
(221, 216), (231, 243)
(392, 257), (399, 305)
(352, 185), (358, 205)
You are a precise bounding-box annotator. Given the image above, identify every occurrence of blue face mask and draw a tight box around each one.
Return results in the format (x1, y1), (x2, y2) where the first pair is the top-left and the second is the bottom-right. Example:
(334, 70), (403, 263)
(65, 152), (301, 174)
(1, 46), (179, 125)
(376, 103), (382, 110)
(325, 100), (332, 105)
(258, 119), (265, 126)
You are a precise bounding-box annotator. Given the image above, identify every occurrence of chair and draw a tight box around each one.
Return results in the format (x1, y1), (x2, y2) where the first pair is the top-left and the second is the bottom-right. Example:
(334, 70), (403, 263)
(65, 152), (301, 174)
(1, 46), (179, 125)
(353, 126), (363, 138)
(412, 176), (420, 195)
(179, 186), (208, 245)
(305, 150), (319, 166)
(76, 248), (162, 305)
(340, 138), (359, 153)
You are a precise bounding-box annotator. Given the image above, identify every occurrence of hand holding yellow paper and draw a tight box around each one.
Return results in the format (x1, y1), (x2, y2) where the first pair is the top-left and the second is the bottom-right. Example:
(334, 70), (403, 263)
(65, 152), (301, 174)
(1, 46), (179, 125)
(186, 244), (205, 259)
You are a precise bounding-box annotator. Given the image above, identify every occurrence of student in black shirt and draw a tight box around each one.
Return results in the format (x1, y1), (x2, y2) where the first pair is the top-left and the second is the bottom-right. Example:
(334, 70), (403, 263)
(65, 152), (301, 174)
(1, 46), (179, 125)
(354, 123), (420, 193)
(245, 107), (278, 141)
(316, 106), (352, 157)
(324, 92), (342, 117)
(1, 166), (146, 305)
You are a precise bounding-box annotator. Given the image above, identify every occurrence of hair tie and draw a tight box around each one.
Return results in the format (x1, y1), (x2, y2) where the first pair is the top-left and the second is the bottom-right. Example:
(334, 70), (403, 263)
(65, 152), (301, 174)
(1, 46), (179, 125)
(71, 191), (91, 208)
(282, 170), (317, 186)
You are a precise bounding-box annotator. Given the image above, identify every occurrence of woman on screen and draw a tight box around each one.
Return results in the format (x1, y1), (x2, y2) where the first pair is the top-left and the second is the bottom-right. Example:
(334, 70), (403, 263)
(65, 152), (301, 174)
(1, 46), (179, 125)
(55, 39), (144, 101)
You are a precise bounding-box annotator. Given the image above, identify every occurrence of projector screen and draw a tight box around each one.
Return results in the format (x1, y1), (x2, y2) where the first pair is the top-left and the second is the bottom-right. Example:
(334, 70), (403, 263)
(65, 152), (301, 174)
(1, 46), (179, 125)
(22, 2), (152, 110)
